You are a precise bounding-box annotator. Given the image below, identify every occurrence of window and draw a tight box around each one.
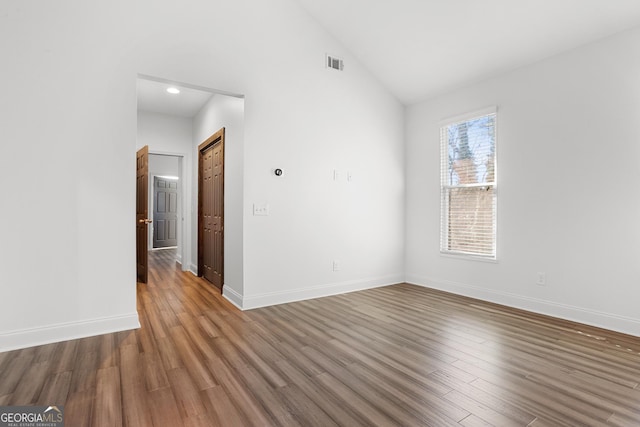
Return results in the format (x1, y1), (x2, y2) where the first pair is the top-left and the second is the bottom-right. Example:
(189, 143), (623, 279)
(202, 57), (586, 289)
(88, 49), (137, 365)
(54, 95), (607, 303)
(440, 109), (496, 259)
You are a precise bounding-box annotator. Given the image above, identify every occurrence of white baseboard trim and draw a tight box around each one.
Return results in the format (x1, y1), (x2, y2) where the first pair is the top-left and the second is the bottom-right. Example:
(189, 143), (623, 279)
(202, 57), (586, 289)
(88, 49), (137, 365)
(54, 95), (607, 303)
(0, 312), (141, 352)
(222, 286), (244, 310)
(189, 264), (198, 276)
(239, 274), (404, 310)
(406, 274), (640, 337)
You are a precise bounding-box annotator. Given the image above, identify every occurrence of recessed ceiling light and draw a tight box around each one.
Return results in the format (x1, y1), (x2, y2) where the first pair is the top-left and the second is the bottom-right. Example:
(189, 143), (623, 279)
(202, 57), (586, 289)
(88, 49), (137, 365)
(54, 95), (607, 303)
(166, 87), (180, 94)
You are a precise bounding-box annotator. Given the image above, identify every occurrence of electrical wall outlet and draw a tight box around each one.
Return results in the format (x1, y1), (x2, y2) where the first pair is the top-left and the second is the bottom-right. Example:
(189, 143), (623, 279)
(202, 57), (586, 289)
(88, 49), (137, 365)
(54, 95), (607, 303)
(536, 272), (546, 286)
(332, 260), (341, 271)
(253, 203), (270, 216)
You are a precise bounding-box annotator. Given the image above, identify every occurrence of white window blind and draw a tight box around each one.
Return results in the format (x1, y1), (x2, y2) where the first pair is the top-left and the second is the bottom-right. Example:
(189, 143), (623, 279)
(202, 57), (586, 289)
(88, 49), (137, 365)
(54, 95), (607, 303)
(440, 110), (496, 259)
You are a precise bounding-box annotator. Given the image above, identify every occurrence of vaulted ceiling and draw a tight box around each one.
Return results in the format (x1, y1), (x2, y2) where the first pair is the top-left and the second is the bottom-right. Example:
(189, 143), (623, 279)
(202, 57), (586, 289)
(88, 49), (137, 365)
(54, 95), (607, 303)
(138, 1), (640, 114)
(295, 0), (640, 104)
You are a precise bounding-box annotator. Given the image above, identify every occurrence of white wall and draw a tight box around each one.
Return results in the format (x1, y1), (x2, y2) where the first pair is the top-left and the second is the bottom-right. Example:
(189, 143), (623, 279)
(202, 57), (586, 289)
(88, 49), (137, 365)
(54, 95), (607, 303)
(0, 0), (404, 350)
(149, 154), (180, 177)
(137, 111), (193, 266)
(137, 111), (193, 153)
(192, 94), (245, 298)
(405, 27), (640, 336)
(241, 67), (405, 308)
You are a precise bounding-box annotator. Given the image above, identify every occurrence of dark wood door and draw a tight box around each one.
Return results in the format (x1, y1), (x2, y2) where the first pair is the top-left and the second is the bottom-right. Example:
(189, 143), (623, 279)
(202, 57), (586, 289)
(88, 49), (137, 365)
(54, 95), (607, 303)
(198, 129), (225, 290)
(211, 141), (224, 287)
(202, 145), (214, 282)
(136, 146), (150, 283)
(153, 176), (178, 248)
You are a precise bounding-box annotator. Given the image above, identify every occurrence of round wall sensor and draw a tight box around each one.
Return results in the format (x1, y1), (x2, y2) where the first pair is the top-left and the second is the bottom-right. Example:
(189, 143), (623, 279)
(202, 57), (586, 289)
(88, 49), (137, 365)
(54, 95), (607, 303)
(274, 169), (283, 176)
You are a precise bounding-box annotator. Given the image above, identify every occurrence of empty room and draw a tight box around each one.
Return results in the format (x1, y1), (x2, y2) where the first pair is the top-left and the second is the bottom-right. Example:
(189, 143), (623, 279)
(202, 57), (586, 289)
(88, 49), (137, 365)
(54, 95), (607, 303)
(1, 0), (640, 426)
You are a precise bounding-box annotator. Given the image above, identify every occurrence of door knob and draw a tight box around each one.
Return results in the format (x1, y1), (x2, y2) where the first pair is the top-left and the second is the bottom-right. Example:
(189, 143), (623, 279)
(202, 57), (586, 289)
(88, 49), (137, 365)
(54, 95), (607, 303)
(139, 219), (153, 224)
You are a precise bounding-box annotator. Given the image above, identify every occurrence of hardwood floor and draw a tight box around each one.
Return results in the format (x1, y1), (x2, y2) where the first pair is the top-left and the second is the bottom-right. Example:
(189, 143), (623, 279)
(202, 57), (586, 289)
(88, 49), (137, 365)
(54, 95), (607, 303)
(1, 249), (640, 426)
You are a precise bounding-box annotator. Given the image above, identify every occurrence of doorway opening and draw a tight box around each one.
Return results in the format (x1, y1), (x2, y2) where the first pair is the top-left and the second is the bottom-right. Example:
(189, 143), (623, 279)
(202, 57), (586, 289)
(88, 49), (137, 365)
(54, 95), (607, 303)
(136, 149), (186, 283)
(136, 74), (244, 298)
(148, 154), (182, 253)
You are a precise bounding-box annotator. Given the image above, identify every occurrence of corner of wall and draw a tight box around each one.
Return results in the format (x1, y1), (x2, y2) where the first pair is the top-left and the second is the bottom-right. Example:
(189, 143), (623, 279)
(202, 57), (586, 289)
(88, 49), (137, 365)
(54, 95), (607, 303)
(222, 286), (244, 310)
(406, 274), (640, 338)
(0, 313), (141, 353)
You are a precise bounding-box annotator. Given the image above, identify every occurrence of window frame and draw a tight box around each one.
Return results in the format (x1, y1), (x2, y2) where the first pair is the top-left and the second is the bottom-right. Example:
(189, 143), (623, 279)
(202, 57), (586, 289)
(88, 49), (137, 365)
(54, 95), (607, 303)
(439, 107), (498, 261)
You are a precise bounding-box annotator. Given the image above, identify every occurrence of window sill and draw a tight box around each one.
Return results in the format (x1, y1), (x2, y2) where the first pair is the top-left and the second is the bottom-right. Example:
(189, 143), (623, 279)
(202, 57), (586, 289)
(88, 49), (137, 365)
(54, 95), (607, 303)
(440, 251), (498, 263)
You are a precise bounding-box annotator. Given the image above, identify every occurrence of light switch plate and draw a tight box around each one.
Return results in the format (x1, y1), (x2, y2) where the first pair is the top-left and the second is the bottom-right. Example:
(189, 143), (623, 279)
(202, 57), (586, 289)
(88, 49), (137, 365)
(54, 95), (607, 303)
(253, 203), (270, 216)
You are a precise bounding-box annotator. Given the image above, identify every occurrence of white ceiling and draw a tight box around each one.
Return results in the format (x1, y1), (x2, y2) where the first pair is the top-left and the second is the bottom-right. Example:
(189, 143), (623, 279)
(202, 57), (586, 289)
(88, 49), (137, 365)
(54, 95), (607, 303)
(295, 0), (640, 104)
(137, 77), (215, 118)
(137, 2), (640, 110)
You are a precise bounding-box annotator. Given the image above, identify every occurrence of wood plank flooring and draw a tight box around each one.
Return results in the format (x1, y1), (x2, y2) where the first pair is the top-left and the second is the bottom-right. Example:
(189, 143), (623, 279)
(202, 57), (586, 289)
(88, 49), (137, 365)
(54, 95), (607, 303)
(1, 248), (640, 426)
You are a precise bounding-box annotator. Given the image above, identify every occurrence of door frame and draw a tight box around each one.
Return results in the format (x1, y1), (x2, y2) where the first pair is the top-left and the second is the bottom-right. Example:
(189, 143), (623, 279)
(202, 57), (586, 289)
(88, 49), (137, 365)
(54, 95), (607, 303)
(198, 128), (225, 289)
(147, 150), (189, 270)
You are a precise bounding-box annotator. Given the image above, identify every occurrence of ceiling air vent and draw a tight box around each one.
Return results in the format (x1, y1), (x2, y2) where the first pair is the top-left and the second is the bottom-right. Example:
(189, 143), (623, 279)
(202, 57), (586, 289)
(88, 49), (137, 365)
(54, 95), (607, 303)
(326, 54), (344, 71)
